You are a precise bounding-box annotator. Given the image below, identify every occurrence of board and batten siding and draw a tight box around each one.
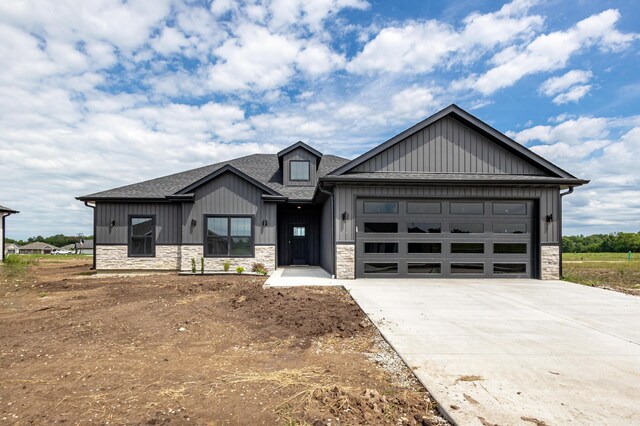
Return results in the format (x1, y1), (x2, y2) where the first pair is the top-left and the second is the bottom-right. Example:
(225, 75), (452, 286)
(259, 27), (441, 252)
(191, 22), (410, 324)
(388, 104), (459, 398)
(319, 197), (333, 274)
(333, 185), (561, 244)
(282, 147), (318, 187)
(96, 202), (181, 245)
(352, 116), (544, 175)
(181, 172), (276, 245)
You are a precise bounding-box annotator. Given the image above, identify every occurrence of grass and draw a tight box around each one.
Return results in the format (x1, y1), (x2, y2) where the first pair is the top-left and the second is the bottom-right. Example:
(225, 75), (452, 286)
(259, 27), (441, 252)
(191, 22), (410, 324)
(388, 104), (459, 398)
(1, 254), (40, 279)
(562, 253), (640, 295)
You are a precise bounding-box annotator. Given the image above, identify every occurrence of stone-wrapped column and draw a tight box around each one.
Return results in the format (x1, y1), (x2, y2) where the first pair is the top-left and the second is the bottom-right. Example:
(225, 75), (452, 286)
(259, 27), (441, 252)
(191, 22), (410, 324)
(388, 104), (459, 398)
(541, 245), (560, 280)
(336, 243), (355, 279)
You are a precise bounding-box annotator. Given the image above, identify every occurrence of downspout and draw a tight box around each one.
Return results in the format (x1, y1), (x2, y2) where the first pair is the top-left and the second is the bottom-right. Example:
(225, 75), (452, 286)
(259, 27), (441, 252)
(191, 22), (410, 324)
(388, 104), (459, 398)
(1, 214), (6, 262)
(84, 202), (96, 270)
(317, 182), (336, 278)
(558, 187), (575, 278)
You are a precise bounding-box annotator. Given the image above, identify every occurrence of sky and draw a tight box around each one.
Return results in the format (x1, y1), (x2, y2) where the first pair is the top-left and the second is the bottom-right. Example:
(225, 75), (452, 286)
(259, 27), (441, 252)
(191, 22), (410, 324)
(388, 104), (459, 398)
(0, 0), (639, 240)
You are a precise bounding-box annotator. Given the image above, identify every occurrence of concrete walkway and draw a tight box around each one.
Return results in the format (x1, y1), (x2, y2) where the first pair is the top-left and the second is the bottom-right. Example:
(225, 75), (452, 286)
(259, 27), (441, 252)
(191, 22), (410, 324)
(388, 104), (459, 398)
(344, 279), (640, 425)
(265, 266), (344, 287)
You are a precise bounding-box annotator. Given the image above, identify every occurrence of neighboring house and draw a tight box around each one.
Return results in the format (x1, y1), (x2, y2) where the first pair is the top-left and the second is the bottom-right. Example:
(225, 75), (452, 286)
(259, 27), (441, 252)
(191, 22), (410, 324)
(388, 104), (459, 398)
(19, 242), (59, 255)
(61, 244), (76, 252)
(78, 105), (588, 279)
(75, 239), (94, 255)
(5, 243), (20, 255)
(1, 205), (19, 261)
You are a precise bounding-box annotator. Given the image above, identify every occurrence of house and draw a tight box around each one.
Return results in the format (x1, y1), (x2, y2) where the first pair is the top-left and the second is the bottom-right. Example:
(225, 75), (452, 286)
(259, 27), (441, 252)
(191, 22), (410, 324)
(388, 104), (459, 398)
(77, 105), (587, 279)
(5, 243), (20, 255)
(18, 242), (59, 255)
(60, 244), (76, 252)
(75, 239), (94, 255)
(1, 205), (19, 261)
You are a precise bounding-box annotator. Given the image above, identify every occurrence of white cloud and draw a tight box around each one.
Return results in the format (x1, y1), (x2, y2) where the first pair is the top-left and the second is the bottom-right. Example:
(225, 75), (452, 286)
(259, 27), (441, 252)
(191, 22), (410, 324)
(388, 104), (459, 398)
(552, 84), (591, 104)
(473, 9), (637, 94)
(540, 70), (592, 96)
(151, 27), (190, 56)
(509, 116), (609, 145)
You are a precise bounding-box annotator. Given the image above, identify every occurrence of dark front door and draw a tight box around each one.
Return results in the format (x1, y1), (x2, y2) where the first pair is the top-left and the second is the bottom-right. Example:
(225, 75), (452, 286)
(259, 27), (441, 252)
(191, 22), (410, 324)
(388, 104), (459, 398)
(290, 225), (308, 265)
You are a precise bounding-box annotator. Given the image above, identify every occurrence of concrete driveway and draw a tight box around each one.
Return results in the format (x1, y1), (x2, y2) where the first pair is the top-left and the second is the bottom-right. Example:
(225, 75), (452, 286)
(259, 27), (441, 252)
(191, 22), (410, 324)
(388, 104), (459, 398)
(345, 279), (640, 425)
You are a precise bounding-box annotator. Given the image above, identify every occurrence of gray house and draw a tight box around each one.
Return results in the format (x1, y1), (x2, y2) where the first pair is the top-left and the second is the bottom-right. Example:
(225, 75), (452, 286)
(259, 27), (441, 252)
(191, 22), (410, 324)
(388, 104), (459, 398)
(1, 205), (19, 261)
(78, 105), (587, 279)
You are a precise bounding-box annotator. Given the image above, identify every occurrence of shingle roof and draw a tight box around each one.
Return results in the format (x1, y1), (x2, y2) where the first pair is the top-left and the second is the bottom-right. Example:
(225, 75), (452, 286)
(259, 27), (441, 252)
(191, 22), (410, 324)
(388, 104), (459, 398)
(78, 153), (351, 201)
(0, 204), (18, 213)
(19, 242), (59, 250)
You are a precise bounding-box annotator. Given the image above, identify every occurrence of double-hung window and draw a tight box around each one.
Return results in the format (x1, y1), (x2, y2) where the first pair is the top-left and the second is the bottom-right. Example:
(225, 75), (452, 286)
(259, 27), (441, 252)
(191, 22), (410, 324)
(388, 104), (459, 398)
(129, 216), (155, 257)
(205, 216), (253, 257)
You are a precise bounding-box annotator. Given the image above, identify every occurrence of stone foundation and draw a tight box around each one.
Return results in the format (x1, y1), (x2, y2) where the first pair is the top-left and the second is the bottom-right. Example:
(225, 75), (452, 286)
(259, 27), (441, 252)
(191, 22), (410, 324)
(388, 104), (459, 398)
(95, 245), (180, 270)
(541, 245), (560, 280)
(336, 243), (355, 279)
(96, 244), (277, 273)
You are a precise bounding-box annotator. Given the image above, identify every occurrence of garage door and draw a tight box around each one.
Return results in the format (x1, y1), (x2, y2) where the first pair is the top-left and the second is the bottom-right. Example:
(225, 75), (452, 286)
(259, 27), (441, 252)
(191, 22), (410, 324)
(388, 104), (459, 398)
(355, 199), (535, 278)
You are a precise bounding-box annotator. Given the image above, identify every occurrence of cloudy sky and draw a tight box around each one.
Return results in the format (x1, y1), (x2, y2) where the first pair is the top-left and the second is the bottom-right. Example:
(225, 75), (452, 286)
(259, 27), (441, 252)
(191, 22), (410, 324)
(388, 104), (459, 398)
(1, 0), (639, 239)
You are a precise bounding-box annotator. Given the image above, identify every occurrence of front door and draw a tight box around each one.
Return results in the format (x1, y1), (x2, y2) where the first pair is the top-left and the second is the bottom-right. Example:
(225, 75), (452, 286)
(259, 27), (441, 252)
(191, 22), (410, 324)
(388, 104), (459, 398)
(290, 225), (308, 265)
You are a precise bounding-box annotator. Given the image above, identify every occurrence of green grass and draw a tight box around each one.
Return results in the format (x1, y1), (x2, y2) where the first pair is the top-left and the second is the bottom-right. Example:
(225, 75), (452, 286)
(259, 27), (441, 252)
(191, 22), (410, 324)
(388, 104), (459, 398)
(563, 252), (640, 262)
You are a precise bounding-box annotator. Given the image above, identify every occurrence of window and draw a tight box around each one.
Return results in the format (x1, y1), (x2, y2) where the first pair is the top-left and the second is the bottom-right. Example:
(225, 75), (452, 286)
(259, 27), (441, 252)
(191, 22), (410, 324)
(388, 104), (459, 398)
(364, 242), (399, 254)
(493, 223), (527, 234)
(129, 216), (155, 257)
(205, 216), (253, 257)
(494, 243), (527, 254)
(293, 226), (306, 237)
(407, 201), (441, 214)
(290, 161), (310, 181)
(408, 263), (441, 274)
(408, 223), (441, 234)
(451, 243), (484, 254)
(451, 263), (484, 274)
(364, 263), (398, 273)
(494, 263), (527, 274)
(408, 242), (441, 254)
(364, 222), (398, 233)
(450, 223), (484, 234)
(363, 201), (398, 214)
(450, 202), (484, 215)
(493, 202), (527, 215)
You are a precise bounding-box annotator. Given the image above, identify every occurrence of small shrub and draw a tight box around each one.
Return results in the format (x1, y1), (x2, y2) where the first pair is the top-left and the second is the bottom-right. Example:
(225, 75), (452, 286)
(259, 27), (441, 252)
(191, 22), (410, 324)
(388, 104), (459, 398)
(201, 256), (205, 275)
(251, 262), (268, 275)
(191, 258), (196, 273)
(236, 266), (245, 274)
(223, 261), (231, 272)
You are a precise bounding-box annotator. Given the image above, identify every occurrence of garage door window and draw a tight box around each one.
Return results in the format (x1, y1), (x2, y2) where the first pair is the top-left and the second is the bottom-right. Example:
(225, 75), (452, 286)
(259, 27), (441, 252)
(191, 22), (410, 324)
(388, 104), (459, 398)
(408, 263), (441, 274)
(493, 223), (527, 234)
(450, 202), (484, 214)
(408, 243), (441, 254)
(494, 243), (527, 254)
(364, 222), (398, 233)
(407, 201), (441, 214)
(451, 243), (484, 254)
(363, 201), (398, 214)
(364, 242), (398, 254)
(364, 263), (398, 273)
(450, 223), (484, 234)
(451, 263), (484, 274)
(494, 263), (526, 274)
(408, 223), (441, 233)
(493, 203), (527, 215)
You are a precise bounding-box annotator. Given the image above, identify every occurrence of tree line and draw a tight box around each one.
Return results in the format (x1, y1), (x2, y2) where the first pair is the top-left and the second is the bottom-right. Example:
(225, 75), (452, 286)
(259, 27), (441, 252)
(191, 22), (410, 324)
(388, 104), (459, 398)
(562, 232), (640, 253)
(6, 234), (93, 248)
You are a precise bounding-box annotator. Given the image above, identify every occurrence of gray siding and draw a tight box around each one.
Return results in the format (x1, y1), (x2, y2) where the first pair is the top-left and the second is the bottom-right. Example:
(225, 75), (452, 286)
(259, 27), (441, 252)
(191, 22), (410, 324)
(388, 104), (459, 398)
(283, 147), (318, 186)
(334, 185), (560, 244)
(182, 172), (276, 244)
(319, 197), (333, 274)
(96, 202), (181, 244)
(352, 116), (544, 175)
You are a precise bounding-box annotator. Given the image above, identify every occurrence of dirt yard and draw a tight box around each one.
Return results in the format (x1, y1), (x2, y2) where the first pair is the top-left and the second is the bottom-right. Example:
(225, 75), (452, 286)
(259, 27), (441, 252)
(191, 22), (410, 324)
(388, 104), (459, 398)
(563, 254), (640, 295)
(0, 257), (447, 425)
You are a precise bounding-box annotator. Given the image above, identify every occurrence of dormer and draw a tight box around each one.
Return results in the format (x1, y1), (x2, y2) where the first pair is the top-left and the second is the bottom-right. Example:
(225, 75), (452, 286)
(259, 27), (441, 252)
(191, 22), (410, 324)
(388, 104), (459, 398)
(277, 141), (323, 187)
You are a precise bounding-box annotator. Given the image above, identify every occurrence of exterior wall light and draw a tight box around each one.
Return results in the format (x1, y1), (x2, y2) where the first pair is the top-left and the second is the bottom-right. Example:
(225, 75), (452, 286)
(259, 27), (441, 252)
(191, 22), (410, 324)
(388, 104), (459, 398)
(342, 212), (349, 221)
(262, 219), (268, 227)
(110, 219), (116, 227)
(191, 219), (197, 227)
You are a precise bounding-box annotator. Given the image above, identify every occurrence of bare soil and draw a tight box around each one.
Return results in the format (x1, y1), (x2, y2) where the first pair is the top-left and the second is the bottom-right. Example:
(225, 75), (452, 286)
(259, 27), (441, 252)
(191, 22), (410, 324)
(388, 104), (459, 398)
(0, 258), (447, 425)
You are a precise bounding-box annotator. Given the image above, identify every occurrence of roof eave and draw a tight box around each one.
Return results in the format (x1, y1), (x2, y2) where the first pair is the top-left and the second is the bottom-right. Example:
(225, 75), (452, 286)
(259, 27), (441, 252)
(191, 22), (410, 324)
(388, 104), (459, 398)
(320, 176), (589, 186)
(277, 141), (323, 159)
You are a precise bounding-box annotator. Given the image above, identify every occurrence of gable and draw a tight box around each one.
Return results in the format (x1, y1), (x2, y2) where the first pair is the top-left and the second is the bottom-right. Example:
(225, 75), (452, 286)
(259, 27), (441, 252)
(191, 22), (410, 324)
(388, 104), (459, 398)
(351, 116), (544, 175)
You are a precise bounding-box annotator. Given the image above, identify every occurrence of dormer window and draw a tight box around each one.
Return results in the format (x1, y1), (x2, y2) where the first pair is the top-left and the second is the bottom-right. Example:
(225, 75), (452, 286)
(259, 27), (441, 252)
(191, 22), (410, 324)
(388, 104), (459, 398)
(290, 160), (310, 181)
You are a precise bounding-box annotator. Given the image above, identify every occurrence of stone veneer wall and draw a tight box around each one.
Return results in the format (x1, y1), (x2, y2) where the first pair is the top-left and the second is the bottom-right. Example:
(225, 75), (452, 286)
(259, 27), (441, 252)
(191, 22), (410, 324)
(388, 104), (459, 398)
(95, 245), (180, 270)
(179, 245), (276, 273)
(541, 245), (560, 280)
(336, 243), (355, 279)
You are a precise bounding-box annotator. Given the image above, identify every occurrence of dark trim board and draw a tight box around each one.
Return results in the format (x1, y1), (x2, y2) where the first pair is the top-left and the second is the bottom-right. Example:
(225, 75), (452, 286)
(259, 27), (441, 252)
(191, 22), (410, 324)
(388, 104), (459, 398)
(202, 214), (255, 258)
(127, 214), (157, 258)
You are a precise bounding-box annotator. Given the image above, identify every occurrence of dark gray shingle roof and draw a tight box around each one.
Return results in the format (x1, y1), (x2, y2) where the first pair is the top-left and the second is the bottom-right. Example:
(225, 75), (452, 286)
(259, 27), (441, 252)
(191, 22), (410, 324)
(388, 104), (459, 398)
(78, 153), (350, 201)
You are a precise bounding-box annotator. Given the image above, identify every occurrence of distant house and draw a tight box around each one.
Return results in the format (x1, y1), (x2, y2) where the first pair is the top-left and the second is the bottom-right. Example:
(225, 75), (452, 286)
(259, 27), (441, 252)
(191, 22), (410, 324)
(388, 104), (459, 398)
(19, 242), (59, 255)
(61, 244), (76, 252)
(75, 240), (94, 255)
(5, 243), (20, 255)
(1, 205), (19, 261)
